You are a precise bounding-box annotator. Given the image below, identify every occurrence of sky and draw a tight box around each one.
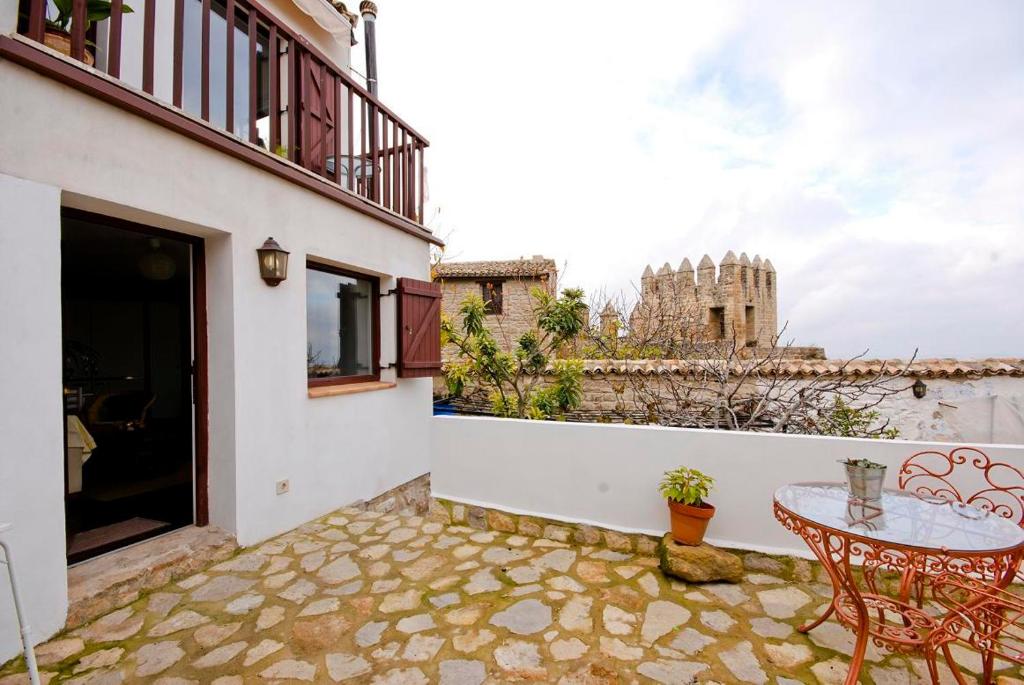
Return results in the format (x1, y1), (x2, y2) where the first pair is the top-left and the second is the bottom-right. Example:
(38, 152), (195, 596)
(354, 1), (1023, 359)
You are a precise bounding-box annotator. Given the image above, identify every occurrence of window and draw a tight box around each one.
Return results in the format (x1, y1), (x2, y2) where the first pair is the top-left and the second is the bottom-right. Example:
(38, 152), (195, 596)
(306, 262), (379, 385)
(480, 280), (503, 315)
(708, 307), (725, 340)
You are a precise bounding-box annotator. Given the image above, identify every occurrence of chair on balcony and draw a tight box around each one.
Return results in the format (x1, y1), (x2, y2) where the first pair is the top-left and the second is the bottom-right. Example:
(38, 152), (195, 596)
(930, 572), (1024, 685)
(897, 447), (1024, 604)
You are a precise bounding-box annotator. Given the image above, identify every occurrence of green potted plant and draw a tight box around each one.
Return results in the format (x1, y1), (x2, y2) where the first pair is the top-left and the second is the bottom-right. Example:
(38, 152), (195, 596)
(40, 0), (134, 65)
(659, 467), (715, 546)
(841, 458), (887, 501)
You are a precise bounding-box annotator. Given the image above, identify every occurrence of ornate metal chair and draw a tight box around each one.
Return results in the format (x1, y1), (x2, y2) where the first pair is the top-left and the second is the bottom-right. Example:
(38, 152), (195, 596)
(897, 447), (1024, 605)
(898, 447), (1024, 526)
(930, 572), (1024, 685)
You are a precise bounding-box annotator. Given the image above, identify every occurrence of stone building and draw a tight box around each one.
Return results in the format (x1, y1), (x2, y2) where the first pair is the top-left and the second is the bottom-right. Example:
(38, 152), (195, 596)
(434, 257), (558, 351)
(629, 251), (778, 349)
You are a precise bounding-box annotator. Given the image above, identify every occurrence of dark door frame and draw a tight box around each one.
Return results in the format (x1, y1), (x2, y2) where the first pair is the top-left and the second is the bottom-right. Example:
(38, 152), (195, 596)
(61, 207), (210, 527)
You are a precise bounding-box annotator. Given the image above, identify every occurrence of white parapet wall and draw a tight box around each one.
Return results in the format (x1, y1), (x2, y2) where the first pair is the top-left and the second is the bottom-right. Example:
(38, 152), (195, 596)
(431, 415), (1024, 558)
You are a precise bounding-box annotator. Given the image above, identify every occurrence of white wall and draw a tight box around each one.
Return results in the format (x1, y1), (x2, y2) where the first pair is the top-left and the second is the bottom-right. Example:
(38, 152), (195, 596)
(0, 174), (68, 662)
(874, 376), (1024, 444)
(0, 54), (432, 659)
(431, 415), (1024, 557)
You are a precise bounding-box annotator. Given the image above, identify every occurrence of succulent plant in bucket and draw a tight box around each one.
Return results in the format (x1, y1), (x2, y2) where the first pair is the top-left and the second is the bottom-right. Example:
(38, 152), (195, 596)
(841, 458), (887, 501)
(659, 467), (715, 546)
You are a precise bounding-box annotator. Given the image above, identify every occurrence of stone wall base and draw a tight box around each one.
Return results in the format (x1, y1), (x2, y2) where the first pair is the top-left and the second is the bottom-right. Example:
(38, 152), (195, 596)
(66, 525), (238, 630)
(427, 496), (661, 557)
(351, 473), (433, 516)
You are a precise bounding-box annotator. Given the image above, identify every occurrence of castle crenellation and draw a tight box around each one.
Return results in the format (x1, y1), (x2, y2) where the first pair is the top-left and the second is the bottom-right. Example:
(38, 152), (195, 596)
(628, 251), (778, 348)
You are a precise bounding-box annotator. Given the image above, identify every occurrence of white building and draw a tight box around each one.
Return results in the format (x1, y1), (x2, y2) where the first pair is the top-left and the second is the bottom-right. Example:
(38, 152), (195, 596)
(0, 0), (442, 659)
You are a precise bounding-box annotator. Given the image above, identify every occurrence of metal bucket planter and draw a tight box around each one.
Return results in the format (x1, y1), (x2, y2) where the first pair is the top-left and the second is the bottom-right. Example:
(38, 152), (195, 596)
(844, 461), (886, 501)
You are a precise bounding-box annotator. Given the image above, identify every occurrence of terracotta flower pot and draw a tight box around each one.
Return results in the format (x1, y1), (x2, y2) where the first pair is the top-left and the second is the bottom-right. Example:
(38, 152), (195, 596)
(44, 29), (95, 66)
(668, 499), (715, 546)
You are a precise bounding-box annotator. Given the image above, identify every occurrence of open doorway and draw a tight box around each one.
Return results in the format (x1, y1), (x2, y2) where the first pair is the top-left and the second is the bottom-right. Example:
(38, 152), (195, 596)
(61, 210), (203, 563)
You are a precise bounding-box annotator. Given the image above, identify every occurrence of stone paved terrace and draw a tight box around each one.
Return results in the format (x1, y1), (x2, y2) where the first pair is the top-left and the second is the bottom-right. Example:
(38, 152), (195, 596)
(2, 508), (1020, 684)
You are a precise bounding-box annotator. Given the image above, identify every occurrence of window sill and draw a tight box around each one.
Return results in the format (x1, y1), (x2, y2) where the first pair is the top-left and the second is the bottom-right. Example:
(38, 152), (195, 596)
(308, 381), (396, 399)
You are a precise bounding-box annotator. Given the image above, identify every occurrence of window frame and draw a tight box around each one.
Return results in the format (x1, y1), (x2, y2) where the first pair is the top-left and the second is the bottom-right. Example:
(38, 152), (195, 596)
(306, 259), (381, 388)
(479, 279), (504, 315)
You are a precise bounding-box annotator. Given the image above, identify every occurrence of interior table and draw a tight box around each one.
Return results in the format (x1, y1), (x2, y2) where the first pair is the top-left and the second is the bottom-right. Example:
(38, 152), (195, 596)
(774, 482), (1024, 685)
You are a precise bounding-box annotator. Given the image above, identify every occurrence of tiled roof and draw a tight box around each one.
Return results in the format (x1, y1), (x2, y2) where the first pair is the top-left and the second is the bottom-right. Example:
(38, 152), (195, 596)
(433, 257), (557, 279)
(573, 358), (1024, 379)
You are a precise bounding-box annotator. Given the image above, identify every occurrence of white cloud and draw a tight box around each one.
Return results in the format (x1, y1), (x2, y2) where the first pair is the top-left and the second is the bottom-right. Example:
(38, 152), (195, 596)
(362, 0), (1024, 358)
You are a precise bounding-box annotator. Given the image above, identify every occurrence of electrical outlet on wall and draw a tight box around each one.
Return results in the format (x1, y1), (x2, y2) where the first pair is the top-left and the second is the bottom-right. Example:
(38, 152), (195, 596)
(276, 479), (290, 495)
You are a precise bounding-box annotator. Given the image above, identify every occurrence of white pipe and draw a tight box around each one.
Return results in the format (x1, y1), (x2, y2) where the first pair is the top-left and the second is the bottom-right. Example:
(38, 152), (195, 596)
(0, 524), (40, 685)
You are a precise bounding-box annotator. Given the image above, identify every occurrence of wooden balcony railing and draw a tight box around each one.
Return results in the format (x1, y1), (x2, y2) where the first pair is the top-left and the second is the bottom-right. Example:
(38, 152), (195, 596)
(17, 0), (427, 225)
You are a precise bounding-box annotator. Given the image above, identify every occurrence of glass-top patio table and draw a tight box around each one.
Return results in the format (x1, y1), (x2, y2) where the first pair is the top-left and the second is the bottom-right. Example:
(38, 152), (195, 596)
(774, 482), (1024, 685)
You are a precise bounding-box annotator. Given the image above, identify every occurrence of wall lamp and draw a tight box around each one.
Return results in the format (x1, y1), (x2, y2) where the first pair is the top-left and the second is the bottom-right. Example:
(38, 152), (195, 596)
(257, 237), (289, 286)
(912, 379), (927, 399)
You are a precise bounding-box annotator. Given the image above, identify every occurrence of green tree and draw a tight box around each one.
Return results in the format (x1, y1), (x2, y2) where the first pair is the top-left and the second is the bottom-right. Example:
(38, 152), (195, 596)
(442, 287), (588, 420)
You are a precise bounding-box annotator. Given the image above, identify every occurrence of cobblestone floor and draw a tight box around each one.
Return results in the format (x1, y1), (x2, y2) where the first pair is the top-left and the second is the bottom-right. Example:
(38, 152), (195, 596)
(2, 507), (1021, 684)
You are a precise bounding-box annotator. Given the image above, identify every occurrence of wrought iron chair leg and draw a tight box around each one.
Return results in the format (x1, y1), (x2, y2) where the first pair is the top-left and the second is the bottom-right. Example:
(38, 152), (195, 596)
(798, 599), (836, 633)
(845, 624), (870, 685)
(941, 643), (970, 685)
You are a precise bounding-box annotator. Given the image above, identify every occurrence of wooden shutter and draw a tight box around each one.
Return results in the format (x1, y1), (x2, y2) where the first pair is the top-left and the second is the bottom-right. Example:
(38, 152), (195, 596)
(397, 278), (442, 378)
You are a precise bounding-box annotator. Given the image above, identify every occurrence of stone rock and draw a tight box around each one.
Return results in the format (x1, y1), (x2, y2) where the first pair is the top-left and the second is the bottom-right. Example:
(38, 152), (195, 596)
(658, 535), (743, 583)
(636, 660), (707, 684)
(494, 639), (546, 679)
(464, 569), (502, 595)
(445, 605), (485, 626)
(277, 578), (317, 603)
(400, 555), (446, 581)
(487, 510), (517, 532)
(549, 575), (585, 593)
(255, 606), (285, 631)
(291, 614), (353, 653)
(192, 641), (246, 668)
(756, 586), (812, 619)
(543, 525), (571, 542)
(439, 660), (486, 685)
(244, 639), (284, 667)
(810, 658), (852, 685)
(194, 622), (242, 648)
(637, 572), (660, 598)
(397, 613), (436, 634)
(146, 593), (182, 618)
(225, 593), (265, 615)
(402, 634), (445, 661)
(356, 620), (389, 647)
(764, 642), (813, 669)
(558, 595), (594, 632)
(704, 583), (749, 606)
(506, 565), (543, 584)
(558, 662), (620, 685)
(370, 667), (429, 685)
(78, 607), (145, 642)
(602, 605), (637, 635)
(599, 636), (642, 660)
(573, 526), (601, 545)
(190, 576), (255, 602)
(72, 648), (124, 674)
(669, 628), (716, 655)
(134, 641), (185, 677)
(380, 589), (422, 612)
(534, 549), (577, 572)
(35, 638), (85, 666)
(259, 659), (316, 681)
(452, 628), (496, 653)
(518, 519), (543, 537)
(298, 597), (340, 617)
(743, 554), (786, 574)
(319, 555), (361, 584)
(550, 637), (588, 661)
(699, 610), (736, 632)
(641, 600), (690, 645)
(719, 641), (767, 684)
(576, 561), (610, 584)
(326, 653), (371, 681)
(490, 599), (553, 635)
(749, 617), (793, 639)
(603, 530), (633, 552)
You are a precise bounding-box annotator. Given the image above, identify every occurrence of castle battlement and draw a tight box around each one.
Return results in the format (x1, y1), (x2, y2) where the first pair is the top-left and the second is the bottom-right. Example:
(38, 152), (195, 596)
(631, 252), (778, 348)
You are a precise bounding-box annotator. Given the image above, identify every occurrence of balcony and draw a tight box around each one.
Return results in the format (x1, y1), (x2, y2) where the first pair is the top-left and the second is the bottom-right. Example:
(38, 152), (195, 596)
(6, 0), (429, 232)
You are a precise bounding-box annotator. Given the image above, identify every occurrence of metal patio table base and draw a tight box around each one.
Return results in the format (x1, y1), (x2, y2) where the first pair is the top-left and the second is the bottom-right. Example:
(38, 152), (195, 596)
(774, 483), (1024, 685)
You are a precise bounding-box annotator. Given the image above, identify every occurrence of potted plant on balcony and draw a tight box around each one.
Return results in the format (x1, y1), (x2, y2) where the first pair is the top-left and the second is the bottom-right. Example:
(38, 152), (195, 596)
(39, 0), (134, 65)
(659, 467), (715, 546)
(841, 458), (887, 501)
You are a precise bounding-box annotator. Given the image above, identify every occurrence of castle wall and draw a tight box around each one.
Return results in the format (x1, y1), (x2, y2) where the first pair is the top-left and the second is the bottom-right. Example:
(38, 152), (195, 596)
(634, 252), (778, 349)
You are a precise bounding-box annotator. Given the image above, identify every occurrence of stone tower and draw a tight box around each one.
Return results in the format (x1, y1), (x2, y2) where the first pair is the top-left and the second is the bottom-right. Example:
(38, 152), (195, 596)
(629, 252), (778, 349)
